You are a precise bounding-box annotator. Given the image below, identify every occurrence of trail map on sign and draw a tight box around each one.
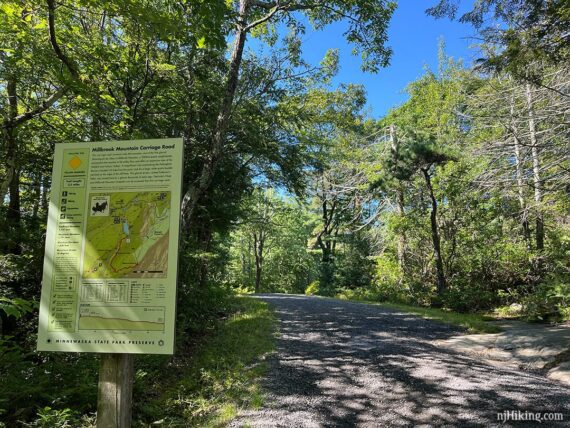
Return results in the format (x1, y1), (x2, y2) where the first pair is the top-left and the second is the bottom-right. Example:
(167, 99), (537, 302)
(83, 192), (171, 279)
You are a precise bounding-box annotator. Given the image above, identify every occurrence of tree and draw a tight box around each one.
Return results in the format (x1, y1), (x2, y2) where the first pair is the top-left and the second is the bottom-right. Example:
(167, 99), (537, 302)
(249, 189), (277, 293)
(0, 2), (70, 252)
(467, 67), (569, 255)
(384, 130), (453, 295)
(427, 0), (569, 83)
(181, 0), (396, 228)
(301, 86), (374, 290)
(228, 189), (315, 293)
(372, 52), (465, 296)
(1, 0), (224, 253)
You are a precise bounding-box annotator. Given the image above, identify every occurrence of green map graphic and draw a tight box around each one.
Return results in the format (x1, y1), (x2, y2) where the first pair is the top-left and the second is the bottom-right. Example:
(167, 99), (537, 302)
(83, 192), (170, 278)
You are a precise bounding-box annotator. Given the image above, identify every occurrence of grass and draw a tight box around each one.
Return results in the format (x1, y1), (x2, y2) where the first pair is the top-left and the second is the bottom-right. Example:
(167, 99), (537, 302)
(0, 294), (276, 427)
(137, 296), (277, 427)
(335, 296), (501, 334)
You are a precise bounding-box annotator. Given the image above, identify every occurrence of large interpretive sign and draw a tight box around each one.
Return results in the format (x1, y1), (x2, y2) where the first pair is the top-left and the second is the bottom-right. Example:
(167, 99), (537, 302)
(37, 139), (183, 354)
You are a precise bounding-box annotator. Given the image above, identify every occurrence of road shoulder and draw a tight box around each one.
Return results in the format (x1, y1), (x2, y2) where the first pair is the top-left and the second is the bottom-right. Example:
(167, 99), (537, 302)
(434, 320), (570, 386)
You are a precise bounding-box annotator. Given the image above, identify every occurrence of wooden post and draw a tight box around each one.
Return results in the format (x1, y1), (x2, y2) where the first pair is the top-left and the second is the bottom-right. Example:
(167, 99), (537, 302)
(97, 353), (134, 428)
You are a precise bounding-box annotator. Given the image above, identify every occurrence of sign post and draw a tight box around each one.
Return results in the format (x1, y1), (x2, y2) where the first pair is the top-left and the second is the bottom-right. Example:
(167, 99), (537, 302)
(97, 354), (134, 428)
(37, 139), (184, 426)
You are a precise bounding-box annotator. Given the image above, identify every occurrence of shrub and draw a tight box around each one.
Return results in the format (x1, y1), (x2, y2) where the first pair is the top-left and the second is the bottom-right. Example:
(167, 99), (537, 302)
(521, 276), (570, 322)
(336, 287), (381, 301)
(305, 281), (320, 296)
(33, 407), (80, 428)
(441, 284), (496, 313)
(369, 254), (412, 303)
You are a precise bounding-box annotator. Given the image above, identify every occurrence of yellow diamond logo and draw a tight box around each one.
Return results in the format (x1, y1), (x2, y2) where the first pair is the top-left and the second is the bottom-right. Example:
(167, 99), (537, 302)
(68, 156), (82, 170)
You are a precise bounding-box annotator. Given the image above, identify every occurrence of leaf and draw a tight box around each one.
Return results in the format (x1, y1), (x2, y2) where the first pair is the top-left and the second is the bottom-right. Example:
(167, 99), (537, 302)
(1, 4), (17, 16)
(0, 304), (19, 318)
(33, 20), (47, 30)
(196, 36), (207, 49)
(100, 94), (116, 104)
(153, 62), (176, 72)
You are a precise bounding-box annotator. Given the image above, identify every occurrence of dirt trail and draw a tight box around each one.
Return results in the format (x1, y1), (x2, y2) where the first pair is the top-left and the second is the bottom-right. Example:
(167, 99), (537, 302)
(231, 294), (570, 427)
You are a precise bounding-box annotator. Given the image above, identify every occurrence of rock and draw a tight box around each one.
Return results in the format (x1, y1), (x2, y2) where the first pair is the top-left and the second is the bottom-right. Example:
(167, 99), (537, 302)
(547, 362), (570, 386)
(436, 320), (570, 386)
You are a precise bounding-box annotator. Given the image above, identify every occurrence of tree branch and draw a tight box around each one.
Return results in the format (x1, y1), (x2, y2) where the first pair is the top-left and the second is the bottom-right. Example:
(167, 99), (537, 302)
(244, 5), (281, 32)
(47, 0), (79, 79)
(12, 87), (67, 127)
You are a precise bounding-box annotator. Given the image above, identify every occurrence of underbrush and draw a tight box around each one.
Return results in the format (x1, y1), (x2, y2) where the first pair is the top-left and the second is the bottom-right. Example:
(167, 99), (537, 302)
(0, 295), (275, 427)
(137, 296), (276, 426)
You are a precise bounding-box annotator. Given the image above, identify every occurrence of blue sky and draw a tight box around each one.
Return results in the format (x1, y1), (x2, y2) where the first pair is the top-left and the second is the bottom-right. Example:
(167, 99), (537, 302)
(253, 1), (481, 119)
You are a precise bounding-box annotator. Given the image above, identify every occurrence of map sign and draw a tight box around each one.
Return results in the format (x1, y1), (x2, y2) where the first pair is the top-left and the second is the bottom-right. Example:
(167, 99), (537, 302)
(83, 191), (171, 279)
(37, 139), (183, 354)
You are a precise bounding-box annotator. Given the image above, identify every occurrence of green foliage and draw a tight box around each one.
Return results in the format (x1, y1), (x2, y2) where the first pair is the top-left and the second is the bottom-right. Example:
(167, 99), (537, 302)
(305, 280), (320, 296)
(427, 0), (570, 80)
(357, 50), (569, 318)
(441, 285), (497, 314)
(33, 407), (81, 428)
(0, 254), (41, 292)
(369, 254), (409, 303)
(0, 296), (36, 319)
(228, 190), (317, 294)
(247, 0), (396, 73)
(176, 271), (236, 340)
(0, 350), (99, 425)
(521, 277), (570, 322)
(336, 287), (380, 302)
(136, 297), (276, 426)
(335, 231), (375, 290)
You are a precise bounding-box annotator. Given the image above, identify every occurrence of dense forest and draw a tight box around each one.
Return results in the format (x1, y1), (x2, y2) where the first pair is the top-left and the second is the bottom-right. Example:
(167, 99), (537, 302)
(0, 0), (568, 425)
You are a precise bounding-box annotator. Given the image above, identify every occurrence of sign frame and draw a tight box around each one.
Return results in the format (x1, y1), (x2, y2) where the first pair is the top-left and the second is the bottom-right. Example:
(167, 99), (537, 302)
(37, 138), (183, 355)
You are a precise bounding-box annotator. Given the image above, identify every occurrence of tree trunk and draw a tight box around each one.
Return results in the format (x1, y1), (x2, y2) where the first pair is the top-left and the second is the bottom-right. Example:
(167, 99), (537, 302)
(40, 173), (49, 216)
(240, 235), (247, 276)
(316, 197), (337, 263)
(92, 93), (102, 141)
(253, 230), (264, 293)
(31, 172), (42, 225)
(181, 0), (250, 230)
(0, 127), (16, 209)
(197, 222), (212, 289)
(247, 234), (253, 284)
(0, 75), (18, 208)
(422, 167), (446, 295)
(2, 75), (21, 254)
(6, 167), (22, 255)
(390, 124), (406, 269)
(510, 92), (531, 249)
(525, 83), (544, 251)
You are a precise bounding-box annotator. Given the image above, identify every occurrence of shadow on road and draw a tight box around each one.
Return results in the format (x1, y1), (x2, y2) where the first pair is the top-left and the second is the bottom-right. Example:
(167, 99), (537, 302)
(234, 294), (570, 427)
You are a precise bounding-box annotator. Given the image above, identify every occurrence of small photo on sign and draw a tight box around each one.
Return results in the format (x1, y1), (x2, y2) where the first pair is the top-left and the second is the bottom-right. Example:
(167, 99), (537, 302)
(90, 196), (110, 216)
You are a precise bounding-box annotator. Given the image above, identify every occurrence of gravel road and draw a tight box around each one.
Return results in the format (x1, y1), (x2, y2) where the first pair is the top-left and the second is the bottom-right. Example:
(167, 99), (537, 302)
(231, 294), (570, 427)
